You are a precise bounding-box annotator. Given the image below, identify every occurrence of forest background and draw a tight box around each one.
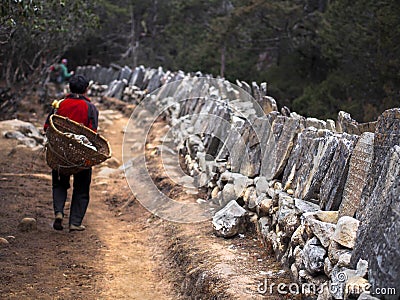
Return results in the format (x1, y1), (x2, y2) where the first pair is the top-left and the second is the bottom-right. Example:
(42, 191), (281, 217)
(1, 0), (399, 122)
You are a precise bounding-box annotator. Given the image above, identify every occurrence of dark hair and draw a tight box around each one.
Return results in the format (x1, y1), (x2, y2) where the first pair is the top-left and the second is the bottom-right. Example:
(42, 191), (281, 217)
(69, 75), (89, 94)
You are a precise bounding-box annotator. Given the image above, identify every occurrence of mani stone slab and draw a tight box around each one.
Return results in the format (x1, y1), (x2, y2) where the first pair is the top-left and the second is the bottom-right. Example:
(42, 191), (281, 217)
(357, 108), (400, 224)
(319, 133), (359, 211)
(351, 145), (400, 299)
(338, 132), (374, 218)
(239, 117), (271, 177)
(260, 115), (304, 181)
(282, 128), (338, 202)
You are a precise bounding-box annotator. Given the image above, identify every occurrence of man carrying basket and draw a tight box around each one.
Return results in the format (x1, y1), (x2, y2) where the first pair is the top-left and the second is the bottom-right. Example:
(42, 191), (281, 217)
(44, 75), (99, 232)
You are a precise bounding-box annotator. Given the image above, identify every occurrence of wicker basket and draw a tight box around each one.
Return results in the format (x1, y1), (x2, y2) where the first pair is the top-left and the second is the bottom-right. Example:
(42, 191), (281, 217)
(45, 114), (111, 175)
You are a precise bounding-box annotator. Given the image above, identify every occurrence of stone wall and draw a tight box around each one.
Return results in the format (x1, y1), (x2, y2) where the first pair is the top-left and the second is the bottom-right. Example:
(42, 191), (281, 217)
(77, 64), (399, 300)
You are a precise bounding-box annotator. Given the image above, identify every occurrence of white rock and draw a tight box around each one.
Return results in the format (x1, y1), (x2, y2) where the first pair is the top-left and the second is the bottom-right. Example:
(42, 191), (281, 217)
(0, 237), (9, 246)
(303, 214), (336, 248)
(355, 259), (368, 278)
(337, 253), (352, 268)
(257, 197), (273, 216)
(302, 237), (326, 275)
(255, 176), (269, 196)
(314, 211), (339, 224)
(324, 257), (333, 277)
(332, 216), (360, 249)
(18, 217), (37, 232)
(211, 186), (219, 199)
(291, 225), (305, 247)
(212, 200), (247, 238)
(328, 240), (351, 265)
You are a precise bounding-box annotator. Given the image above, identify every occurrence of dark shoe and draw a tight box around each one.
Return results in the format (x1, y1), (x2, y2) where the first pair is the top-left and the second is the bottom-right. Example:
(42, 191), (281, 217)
(69, 224), (86, 232)
(53, 212), (63, 230)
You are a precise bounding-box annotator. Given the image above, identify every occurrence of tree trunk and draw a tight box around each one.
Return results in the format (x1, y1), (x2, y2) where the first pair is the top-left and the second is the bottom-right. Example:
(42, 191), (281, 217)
(220, 43), (226, 78)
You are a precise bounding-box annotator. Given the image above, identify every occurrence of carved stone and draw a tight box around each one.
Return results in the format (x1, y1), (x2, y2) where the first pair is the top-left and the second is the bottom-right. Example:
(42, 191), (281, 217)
(260, 115), (304, 180)
(319, 133), (359, 211)
(338, 132), (374, 218)
(282, 128), (338, 202)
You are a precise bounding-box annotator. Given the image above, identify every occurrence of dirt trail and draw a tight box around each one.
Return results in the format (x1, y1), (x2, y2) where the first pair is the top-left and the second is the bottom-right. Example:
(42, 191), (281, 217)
(0, 103), (176, 299)
(82, 111), (176, 299)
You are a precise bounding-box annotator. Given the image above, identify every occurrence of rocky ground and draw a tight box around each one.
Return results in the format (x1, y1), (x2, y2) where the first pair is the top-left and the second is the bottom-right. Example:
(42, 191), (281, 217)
(0, 95), (296, 299)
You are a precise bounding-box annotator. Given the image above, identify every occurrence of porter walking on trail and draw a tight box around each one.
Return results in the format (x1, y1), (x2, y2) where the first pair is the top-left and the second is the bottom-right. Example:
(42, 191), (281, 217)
(47, 58), (74, 98)
(44, 75), (99, 232)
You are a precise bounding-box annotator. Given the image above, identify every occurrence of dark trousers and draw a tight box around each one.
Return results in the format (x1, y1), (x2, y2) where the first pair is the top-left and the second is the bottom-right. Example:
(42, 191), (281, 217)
(52, 168), (92, 226)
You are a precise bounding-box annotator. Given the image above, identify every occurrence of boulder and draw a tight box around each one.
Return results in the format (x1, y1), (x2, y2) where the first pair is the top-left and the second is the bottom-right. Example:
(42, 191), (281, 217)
(314, 211), (339, 224)
(293, 245), (304, 269)
(356, 109), (400, 223)
(337, 253), (352, 268)
(277, 194), (300, 238)
(3, 130), (37, 147)
(232, 174), (252, 199)
(256, 197), (273, 217)
(332, 216), (359, 249)
(303, 214), (336, 248)
(118, 65), (132, 82)
(257, 216), (271, 242)
(259, 96), (278, 114)
(290, 225), (305, 248)
(243, 186), (257, 210)
(255, 176), (269, 196)
(220, 183), (236, 206)
(355, 259), (368, 278)
(306, 117), (326, 129)
(212, 200), (248, 238)
(0, 118), (44, 145)
(328, 241), (351, 265)
(337, 111), (360, 135)
(294, 198), (320, 215)
(302, 237), (326, 275)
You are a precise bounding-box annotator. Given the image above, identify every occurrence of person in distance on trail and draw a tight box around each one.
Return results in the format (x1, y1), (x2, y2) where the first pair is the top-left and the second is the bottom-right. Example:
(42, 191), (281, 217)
(44, 75), (99, 232)
(48, 58), (74, 98)
(59, 58), (74, 82)
(49, 58), (74, 84)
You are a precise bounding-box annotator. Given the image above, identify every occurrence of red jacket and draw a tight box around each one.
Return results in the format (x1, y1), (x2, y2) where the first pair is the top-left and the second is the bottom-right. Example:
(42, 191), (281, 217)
(44, 94), (99, 131)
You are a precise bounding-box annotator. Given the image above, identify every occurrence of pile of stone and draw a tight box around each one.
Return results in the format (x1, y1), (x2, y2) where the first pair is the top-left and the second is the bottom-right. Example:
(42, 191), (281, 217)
(0, 119), (45, 148)
(149, 78), (398, 300)
(76, 64), (186, 104)
(81, 64), (398, 300)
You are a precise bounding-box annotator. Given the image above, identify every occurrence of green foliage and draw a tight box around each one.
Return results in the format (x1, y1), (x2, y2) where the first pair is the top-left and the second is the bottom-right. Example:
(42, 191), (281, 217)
(310, 0), (400, 121)
(3, 0), (399, 121)
(0, 0), (99, 84)
(292, 72), (361, 120)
